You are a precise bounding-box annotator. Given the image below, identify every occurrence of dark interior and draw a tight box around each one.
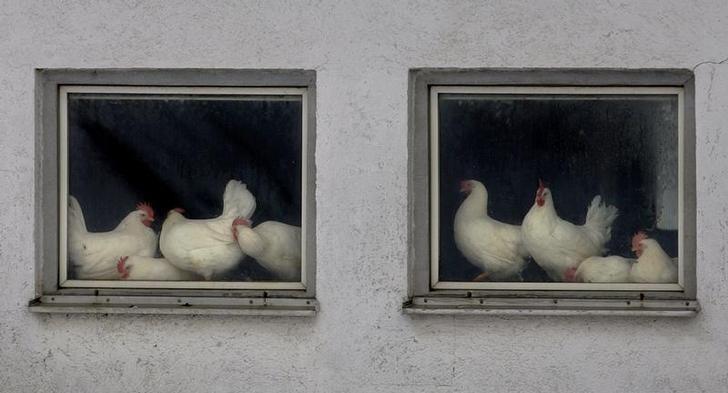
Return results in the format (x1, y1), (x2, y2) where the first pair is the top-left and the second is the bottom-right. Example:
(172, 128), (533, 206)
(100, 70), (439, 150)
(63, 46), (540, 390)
(67, 93), (303, 281)
(437, 93), (679, 282)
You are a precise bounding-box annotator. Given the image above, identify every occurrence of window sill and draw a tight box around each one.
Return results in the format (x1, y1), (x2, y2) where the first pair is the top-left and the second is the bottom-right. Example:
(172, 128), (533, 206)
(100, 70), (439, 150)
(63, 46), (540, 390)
(404, 296), (699, 317)
(28, 295), (318, 317)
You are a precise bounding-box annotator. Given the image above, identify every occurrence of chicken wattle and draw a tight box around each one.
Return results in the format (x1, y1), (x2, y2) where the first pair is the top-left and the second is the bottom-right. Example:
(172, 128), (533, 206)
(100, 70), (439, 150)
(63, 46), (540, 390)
(159, 180), (256, 280)
(453, 180), (530, 281)
(521, 180), (618, 282)
(67, 196), (158, 279)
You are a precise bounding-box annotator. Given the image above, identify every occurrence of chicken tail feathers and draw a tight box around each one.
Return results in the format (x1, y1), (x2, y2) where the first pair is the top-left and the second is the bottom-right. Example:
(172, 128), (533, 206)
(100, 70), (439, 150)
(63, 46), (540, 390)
(67, 195), (87, 235)
(584, 195), (618, 249)
(221, 180), (257, 219)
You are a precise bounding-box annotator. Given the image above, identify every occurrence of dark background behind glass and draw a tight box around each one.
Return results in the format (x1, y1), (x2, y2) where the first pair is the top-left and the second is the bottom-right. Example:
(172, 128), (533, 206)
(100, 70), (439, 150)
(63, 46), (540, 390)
(68, 94), (302, 281)
(437, 94), (679, 282)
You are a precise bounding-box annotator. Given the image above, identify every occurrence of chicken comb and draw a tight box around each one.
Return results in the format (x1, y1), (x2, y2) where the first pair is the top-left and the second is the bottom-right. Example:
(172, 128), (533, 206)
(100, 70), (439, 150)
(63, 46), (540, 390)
(537, 179), (546, 195)
(136, 202), (155, 219)
(631, 231), (649, 252)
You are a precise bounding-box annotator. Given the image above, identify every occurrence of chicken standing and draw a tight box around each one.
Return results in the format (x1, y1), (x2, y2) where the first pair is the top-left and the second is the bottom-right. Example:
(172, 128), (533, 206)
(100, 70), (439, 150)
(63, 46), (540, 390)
(628, 231), (678, 283)
(453, 180), (530, 281)
(232, 217), (302, 281)
(521, 180), (618, 281)
(116, 256), (201, 281)
(159, 180), (256, 280)
(67, 196), (158, 279)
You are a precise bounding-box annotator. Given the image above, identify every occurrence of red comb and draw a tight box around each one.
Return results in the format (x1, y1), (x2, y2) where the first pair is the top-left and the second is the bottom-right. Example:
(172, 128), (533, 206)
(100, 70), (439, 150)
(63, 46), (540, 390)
(631, 231), (648, 252)
(136, 202), (154, 219)
(537, 179), (545, 195)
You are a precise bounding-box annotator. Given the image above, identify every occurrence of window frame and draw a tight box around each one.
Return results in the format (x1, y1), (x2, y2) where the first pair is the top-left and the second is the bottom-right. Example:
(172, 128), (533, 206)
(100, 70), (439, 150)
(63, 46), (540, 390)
(406, 68), (698, 316)
(31, 69), (318, 316)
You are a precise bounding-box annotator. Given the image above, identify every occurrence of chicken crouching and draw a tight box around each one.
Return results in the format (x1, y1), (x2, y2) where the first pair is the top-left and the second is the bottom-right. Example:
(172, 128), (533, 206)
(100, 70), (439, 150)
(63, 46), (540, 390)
(117, 256), (201, 281)
(159, 180), (256, 280)
(67, 196), (158, 280)
(628, 231), (678, 283)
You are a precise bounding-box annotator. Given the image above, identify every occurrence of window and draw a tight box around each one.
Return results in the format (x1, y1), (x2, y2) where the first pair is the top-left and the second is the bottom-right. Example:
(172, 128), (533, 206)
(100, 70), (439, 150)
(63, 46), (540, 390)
(407, 69), (698, 316)
(31, 69), (317, 315)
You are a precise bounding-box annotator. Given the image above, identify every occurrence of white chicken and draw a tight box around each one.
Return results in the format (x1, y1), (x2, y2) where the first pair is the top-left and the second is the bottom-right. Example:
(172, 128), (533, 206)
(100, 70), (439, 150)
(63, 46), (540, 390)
(232, 217), (301, 281)
(159, 180), (256, 280)
(453, 180), (530, 281)
(521, 180), (618, 282)
(116, 256), (201, 281)
(67, 196), (158, 279)
(570, 256), (634, 283)
(628, 231), (678, 283)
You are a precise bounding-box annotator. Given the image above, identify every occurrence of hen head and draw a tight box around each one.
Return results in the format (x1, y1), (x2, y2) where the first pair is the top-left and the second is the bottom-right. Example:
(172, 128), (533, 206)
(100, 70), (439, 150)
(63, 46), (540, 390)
(459, 179), (486, 197)
(135, 202), (155, 227)
(535, 179), (551, 207)
(631, 231), (649, 258)
(460, 180), (474, 195)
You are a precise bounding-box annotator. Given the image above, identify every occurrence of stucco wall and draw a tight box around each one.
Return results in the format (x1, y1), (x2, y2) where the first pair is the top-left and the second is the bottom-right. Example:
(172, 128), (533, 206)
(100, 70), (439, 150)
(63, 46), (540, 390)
(1, 1), (728, 392)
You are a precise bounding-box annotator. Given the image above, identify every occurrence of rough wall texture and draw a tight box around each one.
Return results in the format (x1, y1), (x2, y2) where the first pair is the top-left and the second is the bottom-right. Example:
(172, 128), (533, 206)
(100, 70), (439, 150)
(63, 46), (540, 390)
(1, 1), (728, 392)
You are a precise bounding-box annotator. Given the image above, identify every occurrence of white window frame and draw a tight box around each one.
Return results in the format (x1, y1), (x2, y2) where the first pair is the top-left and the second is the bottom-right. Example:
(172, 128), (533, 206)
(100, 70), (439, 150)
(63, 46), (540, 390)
(407, 69), (698, 316)
(31, 69), (317, 315)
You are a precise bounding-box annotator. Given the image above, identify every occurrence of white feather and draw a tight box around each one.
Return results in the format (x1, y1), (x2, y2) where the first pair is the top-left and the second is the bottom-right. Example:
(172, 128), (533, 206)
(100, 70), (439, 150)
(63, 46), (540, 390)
(159, 180), (257, 280)
(575, 255), (634, 283)
(67, 196), (158, 280)
(221, 180), (256, 219)
(453, 180), (529, 281)
(234, 221), (301, 281)
(629, 238), (677, 283)
(521, 187), (618, 281)
(117, 256), (201, 281)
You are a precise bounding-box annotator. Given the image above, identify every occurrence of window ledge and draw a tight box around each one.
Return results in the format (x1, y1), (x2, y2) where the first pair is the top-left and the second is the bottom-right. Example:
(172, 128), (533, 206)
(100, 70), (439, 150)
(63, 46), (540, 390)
(28, 295), (318, 317)
(404, 296), (699, 317)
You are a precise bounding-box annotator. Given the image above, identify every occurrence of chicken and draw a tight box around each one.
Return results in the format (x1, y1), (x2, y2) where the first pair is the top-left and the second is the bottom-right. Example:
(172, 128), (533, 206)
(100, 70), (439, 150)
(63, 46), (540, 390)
(232, 217), (301, 281)
(453, 180), (530, 281)
(521, 180), (618, 281)
(159, 180), (256, 280)
(67, 196), (158, 279)
(569, 256), (634, 283)
(628, 231), (678, 283)
(116, 256), (201, 281)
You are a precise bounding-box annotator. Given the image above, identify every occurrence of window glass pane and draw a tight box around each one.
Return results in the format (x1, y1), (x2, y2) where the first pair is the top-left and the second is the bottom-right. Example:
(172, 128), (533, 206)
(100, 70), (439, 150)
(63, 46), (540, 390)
(437, 91), (679, 284)
(65, 91), (303, 284)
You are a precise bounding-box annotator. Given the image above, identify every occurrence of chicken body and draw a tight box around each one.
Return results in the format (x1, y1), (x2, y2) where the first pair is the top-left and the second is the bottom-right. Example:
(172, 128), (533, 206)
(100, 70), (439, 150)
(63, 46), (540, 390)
(574, 256), (633, 283)
(160, 180), (256, 280)
(629, 233), (678, 283)
(117, 256), (201, 281)
(233, 219), (301, 281)
(67, 196), (158, 279)
(453, 180), (529, 281)
(521, 182), (618, 281)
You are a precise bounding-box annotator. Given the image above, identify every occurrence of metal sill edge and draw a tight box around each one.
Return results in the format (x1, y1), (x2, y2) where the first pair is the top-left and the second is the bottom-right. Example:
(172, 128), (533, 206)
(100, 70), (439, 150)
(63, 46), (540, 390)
(28, 295), (318, 317)
(403, 297), (699, 317)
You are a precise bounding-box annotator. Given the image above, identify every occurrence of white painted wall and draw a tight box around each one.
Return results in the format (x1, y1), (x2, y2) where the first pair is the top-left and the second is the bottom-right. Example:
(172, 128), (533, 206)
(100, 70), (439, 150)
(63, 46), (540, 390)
(1, 1), (728, 392)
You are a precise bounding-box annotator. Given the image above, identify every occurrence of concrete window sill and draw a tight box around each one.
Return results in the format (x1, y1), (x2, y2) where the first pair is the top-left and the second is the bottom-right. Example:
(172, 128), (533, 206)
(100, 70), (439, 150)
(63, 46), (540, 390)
(403, 296), (699, 317)
(28, 295), (318, 317)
